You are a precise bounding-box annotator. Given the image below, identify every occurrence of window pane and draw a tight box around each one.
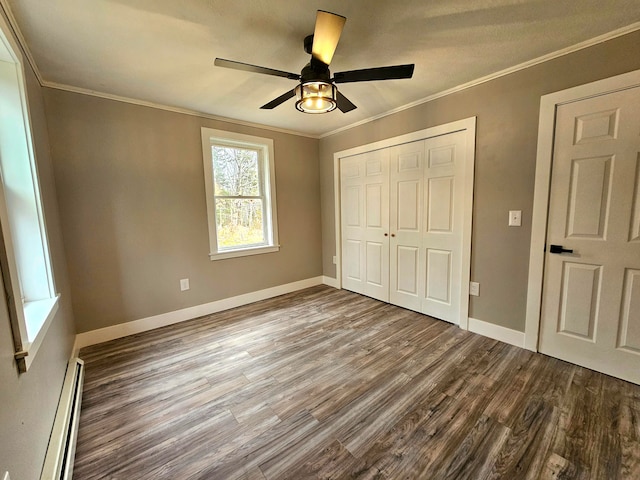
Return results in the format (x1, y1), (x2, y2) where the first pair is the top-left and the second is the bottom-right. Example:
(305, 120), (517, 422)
(215, 198), (265, 249)
(212, 146), (260, 196)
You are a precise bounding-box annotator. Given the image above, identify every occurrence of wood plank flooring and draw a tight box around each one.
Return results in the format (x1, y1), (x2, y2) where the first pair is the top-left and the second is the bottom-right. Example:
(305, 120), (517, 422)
(75, 286), (640, 479)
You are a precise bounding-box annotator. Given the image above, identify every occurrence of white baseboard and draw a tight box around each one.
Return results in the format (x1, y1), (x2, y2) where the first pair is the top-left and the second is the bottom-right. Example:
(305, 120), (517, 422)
(322, 275), (339, 289)
(74, 276), (324, 350)
(467, 317), (525, 348)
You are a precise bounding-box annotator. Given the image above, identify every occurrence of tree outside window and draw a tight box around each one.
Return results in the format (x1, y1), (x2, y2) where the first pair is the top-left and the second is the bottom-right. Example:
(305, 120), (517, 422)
(212, 145), (265, 249)
(201, 128), (279, 260)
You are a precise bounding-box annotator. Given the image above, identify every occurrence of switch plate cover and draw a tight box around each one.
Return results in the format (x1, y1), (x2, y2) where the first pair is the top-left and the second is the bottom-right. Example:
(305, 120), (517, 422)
(469, 281), (480, 296)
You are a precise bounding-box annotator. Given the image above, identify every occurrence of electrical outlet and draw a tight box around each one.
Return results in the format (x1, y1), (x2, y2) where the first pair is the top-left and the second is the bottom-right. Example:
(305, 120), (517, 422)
(469, 281), (480, 296)
(180, 278), (190, 291)
(508, 210), (522, 227)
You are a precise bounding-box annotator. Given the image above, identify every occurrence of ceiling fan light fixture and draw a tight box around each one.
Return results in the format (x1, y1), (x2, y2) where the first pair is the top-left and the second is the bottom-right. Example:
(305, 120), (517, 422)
(295, 81), (337, 113)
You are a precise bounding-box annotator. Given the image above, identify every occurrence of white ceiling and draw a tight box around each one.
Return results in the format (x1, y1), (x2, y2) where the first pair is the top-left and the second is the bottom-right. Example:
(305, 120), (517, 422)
(4, 0), (640, 136)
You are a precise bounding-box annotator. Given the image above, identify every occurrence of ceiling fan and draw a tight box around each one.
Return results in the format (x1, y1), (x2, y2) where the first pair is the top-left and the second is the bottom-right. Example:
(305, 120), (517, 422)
(214, 10), (415, 114)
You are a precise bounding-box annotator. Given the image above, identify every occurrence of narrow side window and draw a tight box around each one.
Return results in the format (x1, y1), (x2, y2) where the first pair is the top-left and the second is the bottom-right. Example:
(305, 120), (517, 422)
(0, 17), (59, 372)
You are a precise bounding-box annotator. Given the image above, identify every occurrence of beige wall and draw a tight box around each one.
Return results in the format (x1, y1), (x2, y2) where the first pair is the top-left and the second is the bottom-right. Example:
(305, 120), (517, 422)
(0, 30), (76, 480)
(320, 30), (640, 331)
(43, 90), (322, 333)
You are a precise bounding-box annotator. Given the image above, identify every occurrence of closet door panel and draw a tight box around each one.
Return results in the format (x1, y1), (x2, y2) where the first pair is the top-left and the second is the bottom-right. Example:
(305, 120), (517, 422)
(340, 150), (390, 302)
(422, 131), (467, 322)
(396, 246), (420, 295)
(389, 141), (425, 311)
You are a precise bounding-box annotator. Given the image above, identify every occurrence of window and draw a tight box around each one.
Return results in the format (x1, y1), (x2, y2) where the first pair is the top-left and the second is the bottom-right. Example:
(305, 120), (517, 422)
(201, 128), (279, 260)
(0, 16), (59, 372)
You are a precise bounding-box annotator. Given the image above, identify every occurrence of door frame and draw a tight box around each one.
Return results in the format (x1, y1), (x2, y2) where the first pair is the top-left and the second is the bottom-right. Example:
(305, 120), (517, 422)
(333, 116), (476, 329)
(525, 69), (640, 351)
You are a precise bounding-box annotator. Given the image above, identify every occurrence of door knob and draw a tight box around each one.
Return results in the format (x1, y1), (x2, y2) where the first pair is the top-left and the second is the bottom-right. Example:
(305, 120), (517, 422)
(549, 244), (573, 254)
(391, 233), (396, 237)
(384, 233), (388, 236)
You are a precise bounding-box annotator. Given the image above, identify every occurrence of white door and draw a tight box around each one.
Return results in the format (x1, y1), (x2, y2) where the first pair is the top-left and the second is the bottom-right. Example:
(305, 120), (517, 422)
(539, 86), (640, 384)
(422, 131), (467, 323)
(340, 149), (390, 302)
(389, 140), (425, 311)
(340, 129), (471, 325)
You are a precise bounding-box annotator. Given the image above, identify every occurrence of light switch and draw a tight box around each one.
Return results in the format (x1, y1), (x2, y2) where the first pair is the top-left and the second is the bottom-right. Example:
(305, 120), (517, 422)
(508, 210), (522, 227)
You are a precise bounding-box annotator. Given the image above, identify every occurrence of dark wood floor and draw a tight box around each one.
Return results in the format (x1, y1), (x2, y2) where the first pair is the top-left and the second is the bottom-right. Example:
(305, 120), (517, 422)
(75, 285), (640, 479)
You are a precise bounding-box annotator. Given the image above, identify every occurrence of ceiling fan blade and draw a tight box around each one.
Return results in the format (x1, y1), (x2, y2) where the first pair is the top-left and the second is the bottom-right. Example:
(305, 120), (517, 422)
(311, 10), (346, 67)
(336, 91), (357, 113)
(260, 89), (296, 109)
(215, 58), (300, 80)
(333, 64), (415, 83)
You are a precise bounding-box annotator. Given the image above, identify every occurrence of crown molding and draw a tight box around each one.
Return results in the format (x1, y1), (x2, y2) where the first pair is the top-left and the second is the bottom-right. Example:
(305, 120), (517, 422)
(43, 81), (320, 139)
(0, 0), (44, 85)
(319, 21), (640, 139)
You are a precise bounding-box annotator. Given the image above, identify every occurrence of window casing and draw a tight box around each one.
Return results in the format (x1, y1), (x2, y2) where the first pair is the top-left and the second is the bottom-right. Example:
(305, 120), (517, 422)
(201, 128), (279, 260)
(0, 15), (59, 372)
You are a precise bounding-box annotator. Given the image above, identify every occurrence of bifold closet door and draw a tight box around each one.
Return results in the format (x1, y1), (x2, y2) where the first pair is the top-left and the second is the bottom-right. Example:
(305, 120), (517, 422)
(387, 132), (468, 322)
(340, 129), (469, 324)
(421, 130), (467, 323)
(389, 140), (425, 311)
(340, 148), (390, 302)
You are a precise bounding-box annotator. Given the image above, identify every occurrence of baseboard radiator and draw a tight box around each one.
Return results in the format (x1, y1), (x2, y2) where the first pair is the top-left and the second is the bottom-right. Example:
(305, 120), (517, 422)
(41, 358), (85, 480)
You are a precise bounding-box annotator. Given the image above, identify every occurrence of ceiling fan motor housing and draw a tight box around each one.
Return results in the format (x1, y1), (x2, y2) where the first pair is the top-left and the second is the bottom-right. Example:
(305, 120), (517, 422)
(301, 62), (330, 83)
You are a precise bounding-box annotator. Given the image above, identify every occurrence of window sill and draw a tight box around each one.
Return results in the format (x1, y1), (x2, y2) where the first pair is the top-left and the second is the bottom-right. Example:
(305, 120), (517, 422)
(209, 245), (280, 261)
(16, 295), (60, 372)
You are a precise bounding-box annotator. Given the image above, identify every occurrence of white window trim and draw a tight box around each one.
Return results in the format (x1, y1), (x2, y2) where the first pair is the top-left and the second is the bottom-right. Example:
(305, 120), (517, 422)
(0, 12), (59, 373)
(201, 128), (279, 260)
